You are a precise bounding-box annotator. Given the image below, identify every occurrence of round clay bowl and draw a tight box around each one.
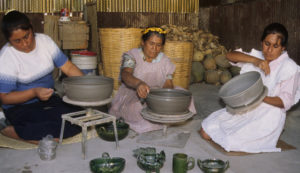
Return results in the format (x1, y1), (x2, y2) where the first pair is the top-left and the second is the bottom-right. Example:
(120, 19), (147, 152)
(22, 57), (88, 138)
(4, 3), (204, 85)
(218, 71), (263, 108)
(96, 119), (129, 142)
(146, 89), (191, 115)
(63, 76), (113, 102)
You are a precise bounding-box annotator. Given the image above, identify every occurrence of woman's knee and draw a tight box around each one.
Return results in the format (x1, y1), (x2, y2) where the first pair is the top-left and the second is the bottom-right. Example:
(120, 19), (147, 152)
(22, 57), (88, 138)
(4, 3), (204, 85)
(200, 128), (211, 140)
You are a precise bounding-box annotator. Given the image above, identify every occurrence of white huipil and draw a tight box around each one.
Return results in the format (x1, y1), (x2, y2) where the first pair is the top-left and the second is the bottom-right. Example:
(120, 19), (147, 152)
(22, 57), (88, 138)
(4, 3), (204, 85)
(202, 49), (300, 153)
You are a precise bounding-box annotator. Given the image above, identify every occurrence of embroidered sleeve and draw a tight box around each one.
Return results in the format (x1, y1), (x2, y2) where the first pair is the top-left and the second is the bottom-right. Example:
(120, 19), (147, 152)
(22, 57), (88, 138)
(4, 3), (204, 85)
(121, 53), (136, 69)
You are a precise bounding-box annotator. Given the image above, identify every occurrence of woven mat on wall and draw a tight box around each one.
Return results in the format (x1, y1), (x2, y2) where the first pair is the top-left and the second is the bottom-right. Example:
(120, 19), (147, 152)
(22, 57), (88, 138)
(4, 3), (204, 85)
(0, 129), (98, 150)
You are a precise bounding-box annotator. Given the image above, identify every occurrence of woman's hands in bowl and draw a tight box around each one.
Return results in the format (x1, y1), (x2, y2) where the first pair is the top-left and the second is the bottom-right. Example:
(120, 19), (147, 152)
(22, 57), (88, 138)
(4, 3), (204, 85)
(137, 82), (150, 98)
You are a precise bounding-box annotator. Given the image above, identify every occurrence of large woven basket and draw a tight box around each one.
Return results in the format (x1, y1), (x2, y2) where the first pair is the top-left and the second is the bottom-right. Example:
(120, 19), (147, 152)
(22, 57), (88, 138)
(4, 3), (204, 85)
(163, 41), (194, 89)
(99, 28), (143, 90)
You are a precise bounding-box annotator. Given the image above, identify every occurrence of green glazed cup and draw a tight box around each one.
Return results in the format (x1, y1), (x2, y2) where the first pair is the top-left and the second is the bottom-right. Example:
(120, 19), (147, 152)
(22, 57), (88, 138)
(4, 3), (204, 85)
(172, 153), (195, 173)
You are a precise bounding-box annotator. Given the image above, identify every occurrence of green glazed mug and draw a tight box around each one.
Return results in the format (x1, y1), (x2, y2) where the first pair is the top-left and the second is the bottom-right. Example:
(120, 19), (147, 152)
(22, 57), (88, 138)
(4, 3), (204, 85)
(172, 153), (195, 173)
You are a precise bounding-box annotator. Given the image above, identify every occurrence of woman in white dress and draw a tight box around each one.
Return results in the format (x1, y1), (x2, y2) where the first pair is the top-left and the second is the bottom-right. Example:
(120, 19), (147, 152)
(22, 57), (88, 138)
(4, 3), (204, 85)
(200, 23), (300, 153)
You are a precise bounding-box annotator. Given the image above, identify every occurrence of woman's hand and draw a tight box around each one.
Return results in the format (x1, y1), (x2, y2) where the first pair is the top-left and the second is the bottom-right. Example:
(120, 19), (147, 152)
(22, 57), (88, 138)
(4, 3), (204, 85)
(263, 96), (284, 108)
(121, 68), (150, 98)
(253, 59), (270, 75)
(136, 82), (150, 98)
(226, 51), (271, 75)
(34, 88), (54, 101)
(0, 88), (54, 105)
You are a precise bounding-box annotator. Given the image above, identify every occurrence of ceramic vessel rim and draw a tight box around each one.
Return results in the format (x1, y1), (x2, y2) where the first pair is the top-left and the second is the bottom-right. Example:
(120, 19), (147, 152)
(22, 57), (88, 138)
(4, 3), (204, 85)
(148, 88), (192, 98)
(90, 157), (125, 164)
(63, 76), (113, 85)
(198, 159), (227, 168)
(219, 71), (261, 99)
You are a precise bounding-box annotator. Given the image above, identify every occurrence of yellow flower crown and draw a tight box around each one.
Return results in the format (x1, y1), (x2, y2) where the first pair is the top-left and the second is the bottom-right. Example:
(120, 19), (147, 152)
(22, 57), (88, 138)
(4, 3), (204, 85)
(142, 27), (167, 35)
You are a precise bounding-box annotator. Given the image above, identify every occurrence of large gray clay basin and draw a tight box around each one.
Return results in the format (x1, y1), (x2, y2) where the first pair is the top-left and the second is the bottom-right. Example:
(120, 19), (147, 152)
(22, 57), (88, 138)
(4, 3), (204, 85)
(63, 76), (113, 102)
(146, 89), (191, 115)
(218, 71), (264, 108)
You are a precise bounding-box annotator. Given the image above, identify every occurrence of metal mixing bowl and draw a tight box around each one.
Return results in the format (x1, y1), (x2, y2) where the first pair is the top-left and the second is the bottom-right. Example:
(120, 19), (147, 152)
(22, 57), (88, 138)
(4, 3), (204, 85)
(218, 71), (264, 108)
(145, 89), (192, 115)
(63, 76), (113, 102)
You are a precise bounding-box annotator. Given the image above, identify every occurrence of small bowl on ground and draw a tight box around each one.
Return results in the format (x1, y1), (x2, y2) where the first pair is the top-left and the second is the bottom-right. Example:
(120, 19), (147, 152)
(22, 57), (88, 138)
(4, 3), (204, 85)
(145, 89), (192, 115)
(63, 76), (113, 102)
(218, 71), (264, 108)
(90, 152), (125, 173)
(197, 159), (229, 173)
(96, 118), (129, 141)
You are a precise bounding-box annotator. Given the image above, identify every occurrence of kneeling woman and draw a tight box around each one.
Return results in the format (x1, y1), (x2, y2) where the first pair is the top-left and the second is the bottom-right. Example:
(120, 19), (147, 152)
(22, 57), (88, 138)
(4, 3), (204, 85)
(109, 27), (195, 134)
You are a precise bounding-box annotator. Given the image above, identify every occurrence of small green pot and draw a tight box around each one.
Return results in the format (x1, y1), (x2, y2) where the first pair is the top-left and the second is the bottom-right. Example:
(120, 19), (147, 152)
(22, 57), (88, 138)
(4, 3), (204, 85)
(96, 118), (129, 142)
(197, 159), (229, 173)
(90, 152), (125, 173)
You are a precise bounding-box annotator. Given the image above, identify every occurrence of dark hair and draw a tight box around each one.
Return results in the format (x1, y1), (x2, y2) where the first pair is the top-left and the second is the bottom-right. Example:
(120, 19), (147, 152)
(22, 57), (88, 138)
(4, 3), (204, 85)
(142, 28), (166, 45)
(261, 23), (288, 48)
(1, 10), (33, 40)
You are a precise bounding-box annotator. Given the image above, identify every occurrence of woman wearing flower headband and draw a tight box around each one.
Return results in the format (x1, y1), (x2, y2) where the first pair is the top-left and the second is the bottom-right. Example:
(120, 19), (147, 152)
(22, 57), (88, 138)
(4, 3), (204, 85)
(0, 10), (83, 144)
(109, 27), (195, 134)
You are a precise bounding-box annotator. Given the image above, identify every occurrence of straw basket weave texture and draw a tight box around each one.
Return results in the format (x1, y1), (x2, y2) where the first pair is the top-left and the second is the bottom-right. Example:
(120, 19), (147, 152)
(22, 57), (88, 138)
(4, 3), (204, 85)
(163, 41), (194, 89)
(99, 28), (143, 90)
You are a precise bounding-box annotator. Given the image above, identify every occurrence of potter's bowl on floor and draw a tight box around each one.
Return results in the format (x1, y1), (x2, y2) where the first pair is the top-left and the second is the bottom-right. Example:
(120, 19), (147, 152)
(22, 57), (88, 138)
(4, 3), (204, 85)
(197, 159), (229, 173)
(96, 118), (129, 141)
(218, 71), (264, 108)
(90, 152), (125, 173)
(63, 76), (113, 102)
(145, 89), (192, 115)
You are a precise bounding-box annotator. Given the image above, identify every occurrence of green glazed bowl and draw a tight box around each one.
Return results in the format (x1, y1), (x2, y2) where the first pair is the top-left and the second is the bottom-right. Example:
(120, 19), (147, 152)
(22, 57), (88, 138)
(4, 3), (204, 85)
(96, 118), (129, 141)
(90, 152), (125, 173)
(197, 159), (229, 173)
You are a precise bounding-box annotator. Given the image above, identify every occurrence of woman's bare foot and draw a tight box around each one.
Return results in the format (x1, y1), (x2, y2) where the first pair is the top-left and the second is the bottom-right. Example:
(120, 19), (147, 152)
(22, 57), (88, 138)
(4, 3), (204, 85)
(1, 125), (21, 139)
(199, 128), (211, 140)
(0, 125), (39, 144)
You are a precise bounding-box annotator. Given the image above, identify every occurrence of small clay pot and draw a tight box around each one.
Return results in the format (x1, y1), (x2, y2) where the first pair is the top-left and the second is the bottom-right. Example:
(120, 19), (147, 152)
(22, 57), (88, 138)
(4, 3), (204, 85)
(96, 118), (129, 142)
(137, 150), (166, 173)
(90, 152), (125, 173)
(197, 159), (229, 173)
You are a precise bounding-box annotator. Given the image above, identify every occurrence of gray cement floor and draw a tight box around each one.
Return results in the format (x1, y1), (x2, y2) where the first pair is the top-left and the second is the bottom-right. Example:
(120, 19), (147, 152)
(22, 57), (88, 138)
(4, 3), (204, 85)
(0, 84), (300, 173)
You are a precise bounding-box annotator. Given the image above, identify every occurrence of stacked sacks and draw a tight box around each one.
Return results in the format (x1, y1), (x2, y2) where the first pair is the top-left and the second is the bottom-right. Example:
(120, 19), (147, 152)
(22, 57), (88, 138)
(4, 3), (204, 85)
(161, 24), (241, 86)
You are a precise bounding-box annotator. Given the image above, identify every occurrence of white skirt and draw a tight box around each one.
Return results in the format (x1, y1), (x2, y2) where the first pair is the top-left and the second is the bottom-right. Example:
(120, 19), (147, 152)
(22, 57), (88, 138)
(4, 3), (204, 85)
(201, 102), (286, 153)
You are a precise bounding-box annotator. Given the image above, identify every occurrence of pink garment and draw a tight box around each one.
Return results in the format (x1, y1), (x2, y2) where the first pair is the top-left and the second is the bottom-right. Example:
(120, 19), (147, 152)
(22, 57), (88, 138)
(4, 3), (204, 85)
(109, 48), (195, 134)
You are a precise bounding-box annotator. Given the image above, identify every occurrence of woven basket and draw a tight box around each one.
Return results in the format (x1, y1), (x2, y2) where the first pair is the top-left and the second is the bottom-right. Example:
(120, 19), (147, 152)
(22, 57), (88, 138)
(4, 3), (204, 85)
(163, 41), (194, 89)
(99, 28), (143, 90)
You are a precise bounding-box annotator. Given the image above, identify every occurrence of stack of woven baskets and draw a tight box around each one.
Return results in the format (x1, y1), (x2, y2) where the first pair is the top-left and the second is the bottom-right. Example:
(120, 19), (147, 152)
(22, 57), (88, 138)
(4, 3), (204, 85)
(99, 28), (142, 90)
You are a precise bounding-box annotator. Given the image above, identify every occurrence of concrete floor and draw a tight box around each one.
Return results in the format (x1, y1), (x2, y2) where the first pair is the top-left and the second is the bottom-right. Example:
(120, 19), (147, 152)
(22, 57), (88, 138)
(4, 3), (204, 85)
(0, 84), (300, 173)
